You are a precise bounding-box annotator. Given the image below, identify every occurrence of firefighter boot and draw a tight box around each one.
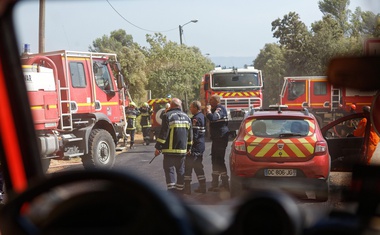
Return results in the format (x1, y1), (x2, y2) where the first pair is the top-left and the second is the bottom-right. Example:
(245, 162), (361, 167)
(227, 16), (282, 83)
(220, 174), (230, 192)
(194, 179), (206, 194)
(208, 174), (220, 192)
(184, 181), (191, 195)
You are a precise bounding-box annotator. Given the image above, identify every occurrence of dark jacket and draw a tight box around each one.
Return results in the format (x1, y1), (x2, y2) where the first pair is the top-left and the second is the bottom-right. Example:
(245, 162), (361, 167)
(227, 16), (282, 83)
(125, 107), (140, 130)
(139, 107), (153, 128)
(191, 111), (205, 154)
(206, 104), (229, 139)
(155, 108), (192, 157)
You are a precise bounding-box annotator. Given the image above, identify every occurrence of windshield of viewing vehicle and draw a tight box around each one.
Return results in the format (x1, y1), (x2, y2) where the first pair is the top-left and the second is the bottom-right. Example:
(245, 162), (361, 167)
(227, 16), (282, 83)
(249, 119), (313, 137)
(212, 73), (259, 88)
(5, 1), (380, 234)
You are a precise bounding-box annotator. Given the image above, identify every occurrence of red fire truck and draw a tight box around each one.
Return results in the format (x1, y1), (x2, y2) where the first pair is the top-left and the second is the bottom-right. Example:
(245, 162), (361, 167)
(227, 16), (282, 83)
(21, 50), (128, 171)
(200, 66), (263, 135)
(280, 76), (376, 126)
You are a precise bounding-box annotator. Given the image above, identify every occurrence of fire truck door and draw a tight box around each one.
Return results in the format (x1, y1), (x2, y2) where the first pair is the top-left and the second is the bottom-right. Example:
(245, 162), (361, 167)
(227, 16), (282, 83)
(310, 80), (331, 109)
(286, 80), (307, 108)
(68, 60), (93, 114)
(92, 61), (121, 121)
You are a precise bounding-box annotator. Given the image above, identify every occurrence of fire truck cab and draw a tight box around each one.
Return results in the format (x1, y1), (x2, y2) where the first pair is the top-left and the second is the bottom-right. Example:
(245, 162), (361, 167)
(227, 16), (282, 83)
(280, 76), (375, 126)
(21, 50), (128, 171)
(201, 66), (263, 135)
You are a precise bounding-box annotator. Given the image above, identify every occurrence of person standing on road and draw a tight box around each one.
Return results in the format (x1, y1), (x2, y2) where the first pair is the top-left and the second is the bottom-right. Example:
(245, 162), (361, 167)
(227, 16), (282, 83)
(125, 101), (140, 149)
(184, 101), (206, 194)
(139, 102), (153, 145)
(353, 106), (380, 164)
(155, 98), (192, 194)
(206, 94), (230, 192)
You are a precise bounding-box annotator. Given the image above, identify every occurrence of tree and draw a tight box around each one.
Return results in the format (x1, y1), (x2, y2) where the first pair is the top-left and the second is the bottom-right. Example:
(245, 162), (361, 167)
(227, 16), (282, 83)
(143, 33), (214, 109)
(254, 43), (286, 107)
(318, 0), (351, 35)
(271, 12), (312, 75)
(89, 29), (147, 102)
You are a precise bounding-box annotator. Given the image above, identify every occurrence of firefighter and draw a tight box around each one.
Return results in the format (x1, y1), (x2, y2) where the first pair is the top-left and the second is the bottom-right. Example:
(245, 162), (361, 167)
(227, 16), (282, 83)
(184, 101), (206, 194)
(139, 102), (153, 145)
(125, 101), (140, 149)
(353, 106), (380, 164)
(350, 103), (357, 114)
(154, 98), (192, 194)
(206, 94), (230, 192)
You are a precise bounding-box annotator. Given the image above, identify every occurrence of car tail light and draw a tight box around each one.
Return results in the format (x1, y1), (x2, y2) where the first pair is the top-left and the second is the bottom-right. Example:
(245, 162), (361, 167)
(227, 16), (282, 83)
(314, 141), (327, 155)
(234, 140), (246, 154)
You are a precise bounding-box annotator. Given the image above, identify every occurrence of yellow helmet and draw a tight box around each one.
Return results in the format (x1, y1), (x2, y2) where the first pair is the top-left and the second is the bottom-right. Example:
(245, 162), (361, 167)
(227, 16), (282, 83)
(129, 102), (136, 107)
(143, 102), (149, 107)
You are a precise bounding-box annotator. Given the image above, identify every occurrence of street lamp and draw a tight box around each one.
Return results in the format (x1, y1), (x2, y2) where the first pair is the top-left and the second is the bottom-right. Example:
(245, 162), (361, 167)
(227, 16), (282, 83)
(179, 19), (198, 45)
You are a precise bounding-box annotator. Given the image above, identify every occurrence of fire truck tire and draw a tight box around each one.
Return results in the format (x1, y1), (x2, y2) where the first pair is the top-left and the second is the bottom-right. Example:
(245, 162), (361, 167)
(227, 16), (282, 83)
(41, 159), (51, 173)
(82, 129), (116, 170)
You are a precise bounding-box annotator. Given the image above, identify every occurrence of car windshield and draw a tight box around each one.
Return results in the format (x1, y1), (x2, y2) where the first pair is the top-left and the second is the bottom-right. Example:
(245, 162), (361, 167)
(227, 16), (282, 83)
(249, 119), (312, 137)
(1, 0), (380, 235)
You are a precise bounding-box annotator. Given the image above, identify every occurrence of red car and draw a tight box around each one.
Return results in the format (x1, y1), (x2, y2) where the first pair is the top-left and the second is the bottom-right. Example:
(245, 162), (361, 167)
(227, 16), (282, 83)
(230, 107), (330, 201)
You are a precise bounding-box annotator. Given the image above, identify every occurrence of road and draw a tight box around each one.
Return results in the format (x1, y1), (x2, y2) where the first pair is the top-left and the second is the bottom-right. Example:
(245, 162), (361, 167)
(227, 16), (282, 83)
(48, 134), (370, 227)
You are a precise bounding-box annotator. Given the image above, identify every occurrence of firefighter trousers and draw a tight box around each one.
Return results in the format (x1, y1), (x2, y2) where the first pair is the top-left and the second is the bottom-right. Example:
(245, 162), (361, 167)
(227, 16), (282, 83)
(163, 155), (185, 192)
(211, 136), (229, 174)
(184, 152), (205, 182)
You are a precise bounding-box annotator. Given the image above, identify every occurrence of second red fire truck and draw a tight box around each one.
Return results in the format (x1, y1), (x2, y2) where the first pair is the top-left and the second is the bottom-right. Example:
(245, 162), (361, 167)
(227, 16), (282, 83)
(280, 76), (376, 126)
(200, 66), (264, 135)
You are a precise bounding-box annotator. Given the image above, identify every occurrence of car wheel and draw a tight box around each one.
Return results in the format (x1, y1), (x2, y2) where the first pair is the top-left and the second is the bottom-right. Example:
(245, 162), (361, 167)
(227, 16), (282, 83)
(230, 175), (243, 198)
(82, 129), (116, 170)
(315, 179), (329, 202)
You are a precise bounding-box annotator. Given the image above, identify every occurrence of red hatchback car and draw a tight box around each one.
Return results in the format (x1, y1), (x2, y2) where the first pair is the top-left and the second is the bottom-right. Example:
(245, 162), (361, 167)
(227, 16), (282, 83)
(230, 107), (330, 201)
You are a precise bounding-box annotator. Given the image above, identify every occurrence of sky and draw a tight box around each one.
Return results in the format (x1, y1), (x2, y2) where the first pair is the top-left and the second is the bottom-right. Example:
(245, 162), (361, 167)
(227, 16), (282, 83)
(13, 0), (380, 67)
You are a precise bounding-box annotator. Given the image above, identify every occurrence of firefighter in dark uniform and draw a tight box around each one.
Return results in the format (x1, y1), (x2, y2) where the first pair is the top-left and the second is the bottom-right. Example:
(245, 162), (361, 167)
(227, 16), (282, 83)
(155, 98), (192, 194)
(139, 102), (153, 145)
(206, 94), (230, 192)
(184, 101), (206, 194)
(125, 101), (140, 149)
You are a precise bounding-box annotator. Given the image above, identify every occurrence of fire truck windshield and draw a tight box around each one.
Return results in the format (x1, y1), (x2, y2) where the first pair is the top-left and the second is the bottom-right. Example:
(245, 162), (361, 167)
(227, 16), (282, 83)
(94, 61), (114, 91)
(212, 73), (259, 89)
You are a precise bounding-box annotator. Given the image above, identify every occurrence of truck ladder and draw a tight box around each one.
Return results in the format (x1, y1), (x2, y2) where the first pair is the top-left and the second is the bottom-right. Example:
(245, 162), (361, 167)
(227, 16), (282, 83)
(331, 87), (341, 111)
(59, 84), (73, 130)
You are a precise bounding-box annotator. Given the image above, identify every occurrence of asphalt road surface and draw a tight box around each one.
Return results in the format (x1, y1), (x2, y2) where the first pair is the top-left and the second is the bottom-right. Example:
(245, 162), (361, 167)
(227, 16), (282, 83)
(48, 134), (379, 227)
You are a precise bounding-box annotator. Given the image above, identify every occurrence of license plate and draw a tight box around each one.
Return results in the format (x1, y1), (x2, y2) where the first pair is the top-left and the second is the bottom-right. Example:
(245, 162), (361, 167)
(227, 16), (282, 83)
(264, 169), (297, 177)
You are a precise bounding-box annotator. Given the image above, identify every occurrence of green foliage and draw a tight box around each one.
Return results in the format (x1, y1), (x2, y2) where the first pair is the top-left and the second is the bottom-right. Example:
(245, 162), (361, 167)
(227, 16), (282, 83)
(89, 29), (147, 103)
(89, 31), (213, 108)
(143, 33), (214, 108)
(254, 0), (379, 106)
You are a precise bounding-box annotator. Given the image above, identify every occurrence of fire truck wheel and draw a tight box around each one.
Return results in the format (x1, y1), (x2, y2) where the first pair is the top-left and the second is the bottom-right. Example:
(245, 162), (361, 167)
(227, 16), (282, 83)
(41, 159), (51, 173)
(82, 129), (116, 170)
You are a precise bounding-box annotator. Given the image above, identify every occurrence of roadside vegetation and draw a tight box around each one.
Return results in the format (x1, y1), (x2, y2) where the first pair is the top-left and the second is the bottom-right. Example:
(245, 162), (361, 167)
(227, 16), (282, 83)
(89, 0), (379, 108)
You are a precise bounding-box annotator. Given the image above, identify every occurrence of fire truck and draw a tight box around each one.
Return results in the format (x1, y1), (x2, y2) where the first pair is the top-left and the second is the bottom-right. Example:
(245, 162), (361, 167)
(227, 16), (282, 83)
(200, 66), (263, 135)
(280, 76), (376, 126)
(21, 50), (128, 171)
(147, 98), (171, 140)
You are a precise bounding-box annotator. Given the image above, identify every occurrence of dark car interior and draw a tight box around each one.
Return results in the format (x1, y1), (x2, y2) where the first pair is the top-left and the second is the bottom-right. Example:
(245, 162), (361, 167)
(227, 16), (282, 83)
(1, 1), (380, 235)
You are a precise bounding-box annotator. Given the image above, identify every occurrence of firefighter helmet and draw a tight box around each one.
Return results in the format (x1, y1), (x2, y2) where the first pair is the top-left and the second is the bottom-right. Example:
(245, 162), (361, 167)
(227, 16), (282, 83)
(350, 104), (356, 110)
(143, 102), (149, 107)
(130, 102), (136, 107)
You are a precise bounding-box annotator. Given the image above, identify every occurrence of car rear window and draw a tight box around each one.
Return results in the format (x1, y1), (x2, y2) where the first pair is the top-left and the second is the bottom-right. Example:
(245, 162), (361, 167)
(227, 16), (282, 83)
(247, 118), (314, 137)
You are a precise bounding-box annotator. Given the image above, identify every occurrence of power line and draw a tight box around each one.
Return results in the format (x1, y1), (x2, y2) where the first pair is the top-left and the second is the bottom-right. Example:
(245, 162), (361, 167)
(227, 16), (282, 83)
(106, 0), (178, 33)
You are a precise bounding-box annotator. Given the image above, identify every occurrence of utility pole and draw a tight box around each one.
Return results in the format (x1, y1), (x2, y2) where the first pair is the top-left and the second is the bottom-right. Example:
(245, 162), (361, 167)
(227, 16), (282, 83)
(39, 0), (45, 53)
